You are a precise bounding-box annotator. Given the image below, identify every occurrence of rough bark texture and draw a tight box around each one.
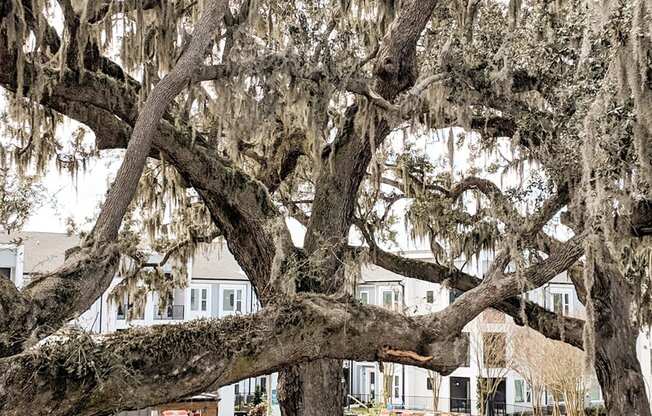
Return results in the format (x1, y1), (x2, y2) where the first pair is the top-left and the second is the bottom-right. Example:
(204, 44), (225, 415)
(0, 295), (467, 416)
(0, 0), (228, 358)
(591, 251), (651, 416)
(92, 0), (227, 241)
(367, 245), (585, 348)
(285, 2), (442, 414)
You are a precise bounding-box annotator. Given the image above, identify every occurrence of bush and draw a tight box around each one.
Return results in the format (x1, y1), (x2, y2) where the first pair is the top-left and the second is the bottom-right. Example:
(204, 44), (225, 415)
(248, 403), (267, 416)
(252, 385), (263, 405)
(584, 405), (607, 416)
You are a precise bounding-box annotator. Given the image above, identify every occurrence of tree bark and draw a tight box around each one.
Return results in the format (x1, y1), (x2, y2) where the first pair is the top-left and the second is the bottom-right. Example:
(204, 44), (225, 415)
(0, 294), (466, 416)
(279, 360), (344, 416)
(592, 252), (651, 416)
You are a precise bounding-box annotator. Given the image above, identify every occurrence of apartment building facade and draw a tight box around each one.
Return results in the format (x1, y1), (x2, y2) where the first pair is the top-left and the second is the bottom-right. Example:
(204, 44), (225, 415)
(0, 231), (270, 416)
(2, 232), (652, 415)
(347, 250), (608, 415)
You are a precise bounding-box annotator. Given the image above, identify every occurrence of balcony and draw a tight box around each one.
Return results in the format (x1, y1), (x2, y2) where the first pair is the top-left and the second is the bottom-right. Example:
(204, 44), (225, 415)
(154, 305), (185, 320)
(116, 304), (145, 320)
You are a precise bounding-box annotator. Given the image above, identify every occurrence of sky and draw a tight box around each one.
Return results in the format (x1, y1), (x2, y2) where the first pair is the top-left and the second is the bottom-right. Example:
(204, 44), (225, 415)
(24, 155), (119, 233)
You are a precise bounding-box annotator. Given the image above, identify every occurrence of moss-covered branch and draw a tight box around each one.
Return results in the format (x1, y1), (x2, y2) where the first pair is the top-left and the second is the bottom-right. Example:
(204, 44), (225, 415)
(0, 294), (467, 416)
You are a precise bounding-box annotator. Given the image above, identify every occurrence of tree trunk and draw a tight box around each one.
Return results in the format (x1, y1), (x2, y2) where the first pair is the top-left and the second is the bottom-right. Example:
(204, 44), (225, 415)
(278, 359), (344, 416)
(592, 259), (651, 416)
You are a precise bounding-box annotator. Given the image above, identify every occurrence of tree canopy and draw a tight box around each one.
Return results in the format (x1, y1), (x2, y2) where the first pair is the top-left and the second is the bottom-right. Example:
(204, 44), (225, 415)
(0, 0), (651, 415)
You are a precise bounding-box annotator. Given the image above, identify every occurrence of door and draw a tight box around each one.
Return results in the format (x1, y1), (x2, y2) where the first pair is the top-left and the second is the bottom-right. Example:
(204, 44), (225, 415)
(450, 377), (471, 414)
(358, 366), (376, 403)
(220, 285), (245, 317)
(188, 285), (211, 319)
(485, 378), (507, 416)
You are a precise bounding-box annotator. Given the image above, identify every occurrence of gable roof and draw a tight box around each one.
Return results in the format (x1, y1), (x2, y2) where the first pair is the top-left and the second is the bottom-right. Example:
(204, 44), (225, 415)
(0, 231), (246, 279)
(0, 231), (79, 274)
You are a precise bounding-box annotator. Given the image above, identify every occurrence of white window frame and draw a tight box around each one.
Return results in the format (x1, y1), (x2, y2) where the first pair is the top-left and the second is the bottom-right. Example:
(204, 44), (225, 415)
(390, 371), (402, 402)
(358, 289), (370, 305)
(188, 284), (211, 318)
(426, 290), (435, 304)
(549, 287), (572, 316)
(515, 379), (531, 403)
(220, 284), (246, 316)
(380, 286), (400, 310)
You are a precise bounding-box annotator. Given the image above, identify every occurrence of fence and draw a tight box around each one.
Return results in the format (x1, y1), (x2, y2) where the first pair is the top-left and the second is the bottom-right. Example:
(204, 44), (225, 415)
(345, 395), (537, 415)
(154, 305), (185, 320)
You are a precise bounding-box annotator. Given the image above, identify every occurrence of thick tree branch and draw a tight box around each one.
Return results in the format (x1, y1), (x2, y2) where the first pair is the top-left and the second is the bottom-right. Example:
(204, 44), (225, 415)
(93, 0), (227, 242)
(304, 0), (442, 280)
(438, 236), (584, 333)
(0, 295), (467, 416)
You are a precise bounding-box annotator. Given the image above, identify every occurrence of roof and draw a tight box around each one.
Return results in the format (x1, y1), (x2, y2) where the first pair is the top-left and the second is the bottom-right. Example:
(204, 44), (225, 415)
(360, 263), (405, 283)
(0, 231), (245, 280)
(0, 231), (79, 274)
(191, 242), (246, 280)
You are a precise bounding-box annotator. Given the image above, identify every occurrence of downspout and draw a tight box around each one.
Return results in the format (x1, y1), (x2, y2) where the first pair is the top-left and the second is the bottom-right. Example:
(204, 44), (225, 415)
(99, 293), (103, 333)
(399, 281), (406, 407)
(349, 360), (353, 409)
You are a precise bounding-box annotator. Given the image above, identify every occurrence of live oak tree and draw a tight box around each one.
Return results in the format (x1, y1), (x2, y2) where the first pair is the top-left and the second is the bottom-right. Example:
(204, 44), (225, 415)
(0, 1), (651, 416)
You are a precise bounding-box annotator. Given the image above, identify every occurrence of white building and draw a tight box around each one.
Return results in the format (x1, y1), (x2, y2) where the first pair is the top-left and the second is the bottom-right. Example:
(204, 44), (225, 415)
(2, 231), (652, 415)
(0, 231), (270, 416)
(347, 250), (606, 415)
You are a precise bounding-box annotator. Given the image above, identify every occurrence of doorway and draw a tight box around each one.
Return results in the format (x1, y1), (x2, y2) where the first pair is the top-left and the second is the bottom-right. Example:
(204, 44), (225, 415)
(450, 377), (471, 414)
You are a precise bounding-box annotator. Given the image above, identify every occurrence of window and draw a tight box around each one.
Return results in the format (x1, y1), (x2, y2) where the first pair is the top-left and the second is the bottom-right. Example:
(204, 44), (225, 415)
(394, 375), (400, 398)
(117, 302), (126, 320)
(427, 377), (433, 391)
(515, 380), (530, 403)
(0, 267), (10, 280)
(191, 288), (208, 312)
(552, 292), (570, 315)
(359, 291), (369, 304)
(426, 290), (434, 304)
(589, 385), (601, 401)
(482, 332), (506, 368)
(461, 332), (470, 367)
(117, 294), (144, 320)
(223, 288), (243, 313)
(381, 288), (400, 310)
(259, 377), (267, 394)
(382, 290), (394, 308)
(201, 288), (208, 311)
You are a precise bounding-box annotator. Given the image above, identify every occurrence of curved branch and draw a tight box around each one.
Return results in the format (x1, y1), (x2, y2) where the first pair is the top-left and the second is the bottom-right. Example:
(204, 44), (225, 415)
(92, 0), (227, 242)
(438, 235), (584, 333)
(353, 227), (584, 349)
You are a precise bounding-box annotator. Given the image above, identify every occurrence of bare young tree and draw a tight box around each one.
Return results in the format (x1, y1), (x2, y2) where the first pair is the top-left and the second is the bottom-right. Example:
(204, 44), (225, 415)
(426, 369), (443, 413)
(0, 1), (651, 416)
(509, 327), (547, 416)
(510, 325), (591, 416)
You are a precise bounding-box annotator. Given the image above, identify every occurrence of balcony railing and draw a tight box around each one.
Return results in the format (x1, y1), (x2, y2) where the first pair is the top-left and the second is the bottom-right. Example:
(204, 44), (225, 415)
(154, 305), (185, 320)
(116, 304), (144, 320)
